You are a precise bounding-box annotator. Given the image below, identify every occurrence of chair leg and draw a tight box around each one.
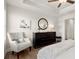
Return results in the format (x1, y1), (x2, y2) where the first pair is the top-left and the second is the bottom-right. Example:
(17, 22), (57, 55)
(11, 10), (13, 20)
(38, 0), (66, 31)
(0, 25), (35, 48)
(17, 53), (19, 59)
(12, 51), (14, 54)
(29, 47), (31, 51)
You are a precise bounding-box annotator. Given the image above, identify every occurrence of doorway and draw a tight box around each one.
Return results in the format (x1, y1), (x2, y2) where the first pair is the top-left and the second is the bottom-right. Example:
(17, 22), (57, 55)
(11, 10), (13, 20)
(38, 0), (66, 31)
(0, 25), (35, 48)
(65, 18), (74, 40)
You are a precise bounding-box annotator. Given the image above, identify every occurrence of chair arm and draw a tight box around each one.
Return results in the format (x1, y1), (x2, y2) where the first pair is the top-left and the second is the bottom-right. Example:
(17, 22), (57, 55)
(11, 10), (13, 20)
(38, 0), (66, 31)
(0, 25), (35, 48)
(10, 41), (18, 52)
(7, 33), (12, 42)
(10, 41), (17, 47)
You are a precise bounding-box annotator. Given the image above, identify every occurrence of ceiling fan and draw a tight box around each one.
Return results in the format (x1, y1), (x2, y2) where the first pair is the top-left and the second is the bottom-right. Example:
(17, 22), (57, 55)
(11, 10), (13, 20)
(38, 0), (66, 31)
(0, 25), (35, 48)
(48, 0), (75, 8)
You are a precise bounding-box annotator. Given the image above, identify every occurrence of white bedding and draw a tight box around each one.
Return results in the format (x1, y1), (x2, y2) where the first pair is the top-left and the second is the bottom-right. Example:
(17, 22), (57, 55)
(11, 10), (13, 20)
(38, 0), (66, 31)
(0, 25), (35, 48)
(56, 47), (75, 59)
(37, 40), (75, 59)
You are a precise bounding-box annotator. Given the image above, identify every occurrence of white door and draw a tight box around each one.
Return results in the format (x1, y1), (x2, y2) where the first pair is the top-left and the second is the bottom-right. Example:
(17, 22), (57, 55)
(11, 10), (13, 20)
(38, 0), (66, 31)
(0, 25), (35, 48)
(65, 19), (74, 40)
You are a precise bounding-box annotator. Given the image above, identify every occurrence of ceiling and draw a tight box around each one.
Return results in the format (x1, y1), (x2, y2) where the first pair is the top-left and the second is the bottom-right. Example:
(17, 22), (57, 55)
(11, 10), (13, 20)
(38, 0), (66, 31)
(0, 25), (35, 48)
(6, 0), (74, 10)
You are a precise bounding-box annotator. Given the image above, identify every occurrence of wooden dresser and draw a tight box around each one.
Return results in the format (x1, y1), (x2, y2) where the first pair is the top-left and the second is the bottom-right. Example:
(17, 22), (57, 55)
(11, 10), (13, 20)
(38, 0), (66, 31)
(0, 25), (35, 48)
(33, 32), (56, 48)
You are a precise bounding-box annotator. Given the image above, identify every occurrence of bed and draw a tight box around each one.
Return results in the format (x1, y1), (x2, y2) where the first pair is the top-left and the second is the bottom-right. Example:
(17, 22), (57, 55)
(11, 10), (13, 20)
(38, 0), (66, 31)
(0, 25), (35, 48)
(37, 40), (75, 59)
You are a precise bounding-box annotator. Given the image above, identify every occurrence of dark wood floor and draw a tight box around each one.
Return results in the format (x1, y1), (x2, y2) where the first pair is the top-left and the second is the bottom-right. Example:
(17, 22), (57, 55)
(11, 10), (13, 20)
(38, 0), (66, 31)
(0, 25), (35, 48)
(5, 48), (39, 59)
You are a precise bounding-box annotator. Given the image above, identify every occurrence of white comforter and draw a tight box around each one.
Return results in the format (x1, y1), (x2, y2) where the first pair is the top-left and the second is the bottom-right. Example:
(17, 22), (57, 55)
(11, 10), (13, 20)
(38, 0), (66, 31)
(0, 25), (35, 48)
(37, 40), (75, 59)
(56, 47), (75, 59)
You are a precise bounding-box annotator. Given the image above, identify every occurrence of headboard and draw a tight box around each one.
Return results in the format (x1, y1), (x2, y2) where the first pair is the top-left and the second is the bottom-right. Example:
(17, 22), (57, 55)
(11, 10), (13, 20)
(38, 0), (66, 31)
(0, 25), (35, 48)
(33, 32), (56, 48)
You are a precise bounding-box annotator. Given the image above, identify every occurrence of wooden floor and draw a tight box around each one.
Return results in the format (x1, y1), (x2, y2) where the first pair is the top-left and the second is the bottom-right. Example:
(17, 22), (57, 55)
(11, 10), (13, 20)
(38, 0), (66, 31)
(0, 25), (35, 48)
(5, 48), (39, 59)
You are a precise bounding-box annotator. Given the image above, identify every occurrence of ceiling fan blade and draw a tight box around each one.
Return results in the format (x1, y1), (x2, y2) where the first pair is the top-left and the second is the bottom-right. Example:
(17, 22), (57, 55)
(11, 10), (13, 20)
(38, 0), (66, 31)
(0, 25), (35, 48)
(58, 3), (62, 8)
(48, 0), (58, 2)
(67, 0), (75, 4)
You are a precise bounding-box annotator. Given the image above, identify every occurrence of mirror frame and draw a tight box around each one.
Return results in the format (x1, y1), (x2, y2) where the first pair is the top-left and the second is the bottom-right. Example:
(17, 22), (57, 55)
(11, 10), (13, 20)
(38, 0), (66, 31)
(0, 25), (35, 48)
(38, 18), (48, 30)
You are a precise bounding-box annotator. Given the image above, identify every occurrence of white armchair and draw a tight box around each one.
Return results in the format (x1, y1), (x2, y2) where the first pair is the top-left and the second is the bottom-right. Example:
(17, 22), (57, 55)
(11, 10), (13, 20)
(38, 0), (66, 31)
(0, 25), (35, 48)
(7, 32), (32, 53)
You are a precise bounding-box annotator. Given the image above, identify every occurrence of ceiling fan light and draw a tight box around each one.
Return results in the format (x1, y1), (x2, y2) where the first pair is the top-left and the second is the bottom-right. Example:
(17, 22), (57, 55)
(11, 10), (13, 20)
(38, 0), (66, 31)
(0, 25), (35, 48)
(59, 0), (67, 3)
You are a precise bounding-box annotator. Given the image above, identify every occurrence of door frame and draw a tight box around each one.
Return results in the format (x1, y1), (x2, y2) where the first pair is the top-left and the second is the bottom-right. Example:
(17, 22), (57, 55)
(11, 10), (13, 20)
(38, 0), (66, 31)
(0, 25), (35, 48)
(65, 18), (75, 40)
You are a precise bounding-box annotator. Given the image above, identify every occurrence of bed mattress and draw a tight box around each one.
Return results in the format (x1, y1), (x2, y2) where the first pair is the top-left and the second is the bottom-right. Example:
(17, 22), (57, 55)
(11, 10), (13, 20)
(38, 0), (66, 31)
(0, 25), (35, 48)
(56, 47), (75, 59)
(37, 40), (75, 59)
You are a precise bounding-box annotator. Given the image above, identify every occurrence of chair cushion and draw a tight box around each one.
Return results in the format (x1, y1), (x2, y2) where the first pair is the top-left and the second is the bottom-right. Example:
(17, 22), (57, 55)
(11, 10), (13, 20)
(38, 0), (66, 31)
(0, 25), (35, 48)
(10, 32), (24, 43)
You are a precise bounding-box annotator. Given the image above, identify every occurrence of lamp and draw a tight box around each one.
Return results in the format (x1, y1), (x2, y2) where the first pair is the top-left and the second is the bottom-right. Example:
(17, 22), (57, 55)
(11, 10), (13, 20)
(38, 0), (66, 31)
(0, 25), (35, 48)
(48, 24), (55, 32)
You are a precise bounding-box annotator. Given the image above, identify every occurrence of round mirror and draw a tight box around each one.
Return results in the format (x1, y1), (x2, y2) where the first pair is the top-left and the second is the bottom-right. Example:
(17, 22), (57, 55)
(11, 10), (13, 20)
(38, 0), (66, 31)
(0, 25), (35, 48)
(38, 18), (48, 30)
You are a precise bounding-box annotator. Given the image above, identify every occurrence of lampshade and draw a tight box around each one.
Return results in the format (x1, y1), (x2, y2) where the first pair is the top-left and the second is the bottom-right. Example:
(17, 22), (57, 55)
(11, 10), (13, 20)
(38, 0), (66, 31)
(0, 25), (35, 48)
(47, 24), (55, 32)
(49, 24), (55, 28)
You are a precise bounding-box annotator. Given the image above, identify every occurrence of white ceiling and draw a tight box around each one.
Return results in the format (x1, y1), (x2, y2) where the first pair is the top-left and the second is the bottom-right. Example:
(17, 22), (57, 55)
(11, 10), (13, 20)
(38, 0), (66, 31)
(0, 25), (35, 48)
(6, 0), (56, 9)
(6, 0), (59, 15)
(6, 0), (74, 10)
(6, 0), (59, 17)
